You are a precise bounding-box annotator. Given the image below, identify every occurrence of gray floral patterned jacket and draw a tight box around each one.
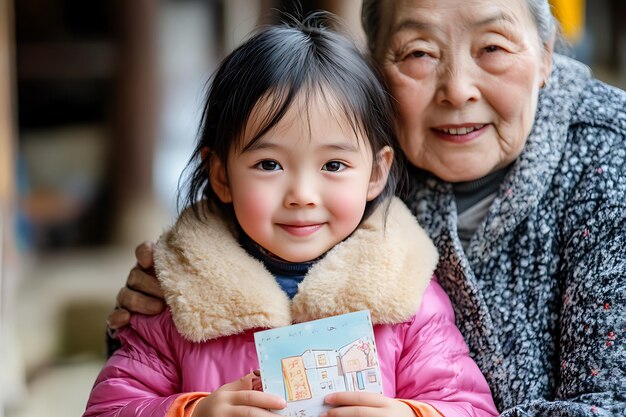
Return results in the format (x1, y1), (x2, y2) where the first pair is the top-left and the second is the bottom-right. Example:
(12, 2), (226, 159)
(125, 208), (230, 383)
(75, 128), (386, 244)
(402, 54), (625, 416)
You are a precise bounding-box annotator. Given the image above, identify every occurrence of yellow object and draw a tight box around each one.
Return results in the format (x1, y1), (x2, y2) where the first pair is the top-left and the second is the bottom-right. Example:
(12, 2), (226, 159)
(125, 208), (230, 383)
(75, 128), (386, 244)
(550, 0), (585, 43)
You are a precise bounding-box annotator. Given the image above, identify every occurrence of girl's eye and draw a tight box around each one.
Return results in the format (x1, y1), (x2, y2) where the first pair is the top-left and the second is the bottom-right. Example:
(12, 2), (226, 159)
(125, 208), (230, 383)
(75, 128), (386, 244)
(255, 160), (282, 171)
(322, 161), (346, 172)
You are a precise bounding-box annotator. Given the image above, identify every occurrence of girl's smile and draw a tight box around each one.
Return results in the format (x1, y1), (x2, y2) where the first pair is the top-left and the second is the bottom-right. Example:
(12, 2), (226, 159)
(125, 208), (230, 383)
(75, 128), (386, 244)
(277, 223), (325, 237)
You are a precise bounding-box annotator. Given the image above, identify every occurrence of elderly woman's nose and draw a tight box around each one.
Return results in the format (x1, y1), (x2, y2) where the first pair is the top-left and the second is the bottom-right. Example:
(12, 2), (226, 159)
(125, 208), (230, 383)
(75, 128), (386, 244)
(435, 66), (481, 108)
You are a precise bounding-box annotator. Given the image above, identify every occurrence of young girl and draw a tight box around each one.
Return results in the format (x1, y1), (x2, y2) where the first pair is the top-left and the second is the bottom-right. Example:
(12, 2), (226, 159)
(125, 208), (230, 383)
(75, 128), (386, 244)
(83, 13), (498, 417)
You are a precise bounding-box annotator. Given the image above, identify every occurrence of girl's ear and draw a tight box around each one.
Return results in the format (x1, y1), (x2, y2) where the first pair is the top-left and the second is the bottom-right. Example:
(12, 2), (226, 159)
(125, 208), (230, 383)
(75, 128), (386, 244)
(366, 146), (394, 201)
(205, 148), (232, 203)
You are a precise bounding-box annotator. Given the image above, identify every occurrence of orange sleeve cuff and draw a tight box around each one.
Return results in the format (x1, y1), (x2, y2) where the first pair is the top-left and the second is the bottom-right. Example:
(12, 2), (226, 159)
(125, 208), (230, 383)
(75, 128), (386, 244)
(398, 400), (445, 417)
(165, 392), (210, 417)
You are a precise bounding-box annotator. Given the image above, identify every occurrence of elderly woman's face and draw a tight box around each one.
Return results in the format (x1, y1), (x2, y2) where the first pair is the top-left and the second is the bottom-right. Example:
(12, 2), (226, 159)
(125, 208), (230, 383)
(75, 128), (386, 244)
(375, 0), (553, 182)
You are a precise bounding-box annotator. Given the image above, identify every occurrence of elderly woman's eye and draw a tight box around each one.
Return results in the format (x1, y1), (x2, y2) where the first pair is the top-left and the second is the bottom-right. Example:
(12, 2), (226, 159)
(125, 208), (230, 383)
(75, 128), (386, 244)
(410, 50), (428, 59)
(484, 45), (502, 53)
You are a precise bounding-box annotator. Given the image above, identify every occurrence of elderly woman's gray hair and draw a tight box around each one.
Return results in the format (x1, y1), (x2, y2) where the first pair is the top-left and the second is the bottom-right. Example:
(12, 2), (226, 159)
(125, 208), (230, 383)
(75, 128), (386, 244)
(361, 0), (558, 53)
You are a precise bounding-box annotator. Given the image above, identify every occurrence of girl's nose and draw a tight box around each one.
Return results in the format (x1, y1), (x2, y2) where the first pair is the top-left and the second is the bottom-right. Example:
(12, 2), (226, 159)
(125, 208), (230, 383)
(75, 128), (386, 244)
(283, 176), (319, 208)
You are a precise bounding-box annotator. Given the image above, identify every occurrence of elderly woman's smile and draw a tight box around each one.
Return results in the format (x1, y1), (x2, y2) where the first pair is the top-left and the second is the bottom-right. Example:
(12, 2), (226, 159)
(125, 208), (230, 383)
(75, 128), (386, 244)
(375, 0), (553, 182)
(430, 124), (488, 144)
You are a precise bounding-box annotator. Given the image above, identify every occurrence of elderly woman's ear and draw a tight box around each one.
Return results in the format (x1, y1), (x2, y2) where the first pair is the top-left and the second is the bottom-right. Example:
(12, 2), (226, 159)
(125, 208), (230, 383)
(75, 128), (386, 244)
(540, 36), (555, 88)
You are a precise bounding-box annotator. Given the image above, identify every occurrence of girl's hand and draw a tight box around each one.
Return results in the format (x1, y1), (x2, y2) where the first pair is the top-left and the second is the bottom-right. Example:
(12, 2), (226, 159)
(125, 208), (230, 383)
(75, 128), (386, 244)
(321, 392), (414, 417)
(191, 372), (286, 417)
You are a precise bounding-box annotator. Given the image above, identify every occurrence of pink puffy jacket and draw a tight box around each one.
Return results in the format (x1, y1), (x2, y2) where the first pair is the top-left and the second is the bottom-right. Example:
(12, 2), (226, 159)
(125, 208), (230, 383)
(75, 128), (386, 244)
(83, 199), (498, 417)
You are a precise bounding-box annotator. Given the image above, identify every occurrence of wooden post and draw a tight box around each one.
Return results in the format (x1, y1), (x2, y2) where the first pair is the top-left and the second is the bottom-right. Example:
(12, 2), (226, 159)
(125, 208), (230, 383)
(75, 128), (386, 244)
(0, 0), (17, 306)
(319, 0), (366, 47)
(0, 0), (26, 405)
(110, 0), (160, 243)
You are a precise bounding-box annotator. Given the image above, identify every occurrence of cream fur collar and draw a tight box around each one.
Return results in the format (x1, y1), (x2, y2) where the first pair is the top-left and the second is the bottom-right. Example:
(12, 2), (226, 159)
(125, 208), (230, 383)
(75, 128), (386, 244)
(154, 197), (438, 342)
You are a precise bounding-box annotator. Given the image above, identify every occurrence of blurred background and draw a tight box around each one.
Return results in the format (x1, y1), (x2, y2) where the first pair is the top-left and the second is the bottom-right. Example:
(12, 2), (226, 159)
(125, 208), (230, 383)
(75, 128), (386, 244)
(0, 0), (624, 416)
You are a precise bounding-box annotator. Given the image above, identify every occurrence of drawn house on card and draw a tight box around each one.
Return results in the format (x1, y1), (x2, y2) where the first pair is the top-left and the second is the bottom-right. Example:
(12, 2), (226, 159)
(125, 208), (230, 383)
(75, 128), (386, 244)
(281, 337), (380, 402)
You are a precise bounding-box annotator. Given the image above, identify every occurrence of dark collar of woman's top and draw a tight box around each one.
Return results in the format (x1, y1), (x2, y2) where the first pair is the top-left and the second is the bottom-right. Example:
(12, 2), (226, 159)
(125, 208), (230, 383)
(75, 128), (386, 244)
(453, 165), (513, 214)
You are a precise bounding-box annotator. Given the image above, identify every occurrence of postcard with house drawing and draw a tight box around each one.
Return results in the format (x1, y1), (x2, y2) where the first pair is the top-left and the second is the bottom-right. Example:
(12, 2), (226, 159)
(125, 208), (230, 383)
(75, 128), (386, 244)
(254, 310), (383, 417)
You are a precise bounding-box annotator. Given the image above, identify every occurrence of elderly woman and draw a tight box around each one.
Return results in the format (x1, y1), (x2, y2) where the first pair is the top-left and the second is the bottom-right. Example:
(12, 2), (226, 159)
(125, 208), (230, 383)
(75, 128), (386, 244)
(108, 0), (625, 415)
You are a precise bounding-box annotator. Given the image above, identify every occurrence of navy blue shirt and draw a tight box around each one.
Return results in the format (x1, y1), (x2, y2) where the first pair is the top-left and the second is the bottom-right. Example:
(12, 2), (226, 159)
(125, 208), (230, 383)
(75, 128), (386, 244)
(239, 233), (312, 299)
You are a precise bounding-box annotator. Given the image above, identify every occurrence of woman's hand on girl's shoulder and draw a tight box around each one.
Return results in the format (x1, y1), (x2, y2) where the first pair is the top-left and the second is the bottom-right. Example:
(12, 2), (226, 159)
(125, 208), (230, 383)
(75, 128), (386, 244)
(106, 241), (166, 330)
(321, 392), (415, 417)
(192, 372), (286, 417)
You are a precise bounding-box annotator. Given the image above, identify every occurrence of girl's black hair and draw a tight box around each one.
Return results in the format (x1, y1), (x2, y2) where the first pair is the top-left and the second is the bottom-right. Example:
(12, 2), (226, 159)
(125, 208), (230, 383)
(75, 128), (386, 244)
(179, 11), (403, 222)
